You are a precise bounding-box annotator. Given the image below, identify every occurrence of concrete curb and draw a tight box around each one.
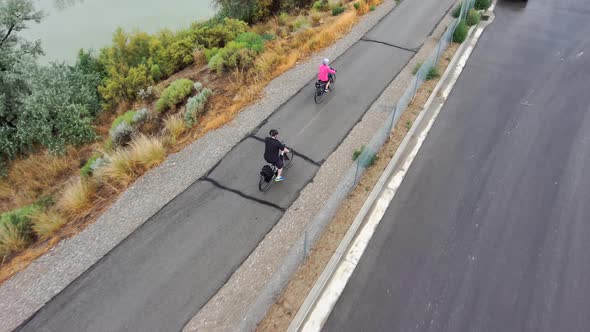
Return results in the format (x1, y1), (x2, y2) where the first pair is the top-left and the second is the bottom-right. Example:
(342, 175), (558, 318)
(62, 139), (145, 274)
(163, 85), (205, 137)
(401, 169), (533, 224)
(288, 7), (496, 331)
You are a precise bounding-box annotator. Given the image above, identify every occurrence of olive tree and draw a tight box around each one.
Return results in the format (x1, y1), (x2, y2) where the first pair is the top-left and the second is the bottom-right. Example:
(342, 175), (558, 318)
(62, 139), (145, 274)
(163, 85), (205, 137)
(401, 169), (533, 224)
(0, 0), (100, 171)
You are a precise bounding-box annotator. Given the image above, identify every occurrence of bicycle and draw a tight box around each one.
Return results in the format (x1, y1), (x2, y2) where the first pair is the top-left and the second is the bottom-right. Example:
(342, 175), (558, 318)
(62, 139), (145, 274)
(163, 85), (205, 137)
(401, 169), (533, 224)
(314, 68), (336, 104)
(258, 147), (294, 192)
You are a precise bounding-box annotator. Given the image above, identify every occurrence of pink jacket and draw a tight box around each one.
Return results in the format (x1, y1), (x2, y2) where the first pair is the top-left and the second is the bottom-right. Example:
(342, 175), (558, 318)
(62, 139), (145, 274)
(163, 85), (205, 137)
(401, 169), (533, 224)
(318, 64), (336, 82)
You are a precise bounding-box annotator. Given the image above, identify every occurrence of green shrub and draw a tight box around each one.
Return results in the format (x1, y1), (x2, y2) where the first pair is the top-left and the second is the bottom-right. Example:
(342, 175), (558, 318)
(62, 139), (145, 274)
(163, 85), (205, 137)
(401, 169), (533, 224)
(235, 32), (265, 53)
(208, 33), (265, 74)
(185, 88), (213, 127)
(204, 47), (220, 61)
(370, 5), (376, 11)
(466, 8), (481, 26)
(194, 81), (204, 93)
(353, 2), (360, 10)
(453, 19), (469, 43)
(426, 67), (440, 80)
(155, 79), (194, 113)
(293, 17), (311, 30)
(98, 18), (247, 106)
(278, 12), (290, 26)
(1, 8), (100, 167)
(474, 0), (491, 10)
(413, 62), (422, 75)
(110, 122), (134, 146)
(107, 109), (148, 146)
(150, 64), (163, 81)
(352, 146), (377, 167)
(192, 18), (249, 49)
(352, 146), (363, 161)
(15, 63), (98, 155)
(81, 154), (101, 177)
(451, 4), (462, 18)
(0, 205), (40, 257)
(0, 205), (39, 233)
(332, 6), (345, 16)
(110, 111), (137, 132)
(132, 108), (149, 123)
(405, 120), (412, 130)
(261, 33), (276, 41)
(313, 0), (327, 11)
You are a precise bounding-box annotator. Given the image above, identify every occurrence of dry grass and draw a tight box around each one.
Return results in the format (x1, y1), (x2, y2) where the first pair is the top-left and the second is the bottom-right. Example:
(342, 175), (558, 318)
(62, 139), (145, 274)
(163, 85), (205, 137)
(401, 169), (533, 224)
(96, 148), (136, 186)
(97, 134), (166, 186)
(303, 11), (357, 53)
(128, 135), (167, 169)
(355, 0), (370, 15)
(164, 114), (187, 142)
(57, 178), (97, 217)
(31, 210), (67, 239)
(193, 48), (207, 67)
(0, 182), (14, 204)
(0, 150), (81, 213)
(0, 223), (30, 259)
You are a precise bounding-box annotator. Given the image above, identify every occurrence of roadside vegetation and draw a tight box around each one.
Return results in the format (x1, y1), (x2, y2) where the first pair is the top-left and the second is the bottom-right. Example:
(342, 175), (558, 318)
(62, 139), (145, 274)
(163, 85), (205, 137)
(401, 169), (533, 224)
(0, 0), (384, 279)
(451, 0), (488, 43)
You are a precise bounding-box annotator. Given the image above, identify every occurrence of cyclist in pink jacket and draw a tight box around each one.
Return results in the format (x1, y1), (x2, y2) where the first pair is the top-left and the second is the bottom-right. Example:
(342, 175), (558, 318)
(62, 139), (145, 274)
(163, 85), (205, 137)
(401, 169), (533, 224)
(318, 58), (336, 92)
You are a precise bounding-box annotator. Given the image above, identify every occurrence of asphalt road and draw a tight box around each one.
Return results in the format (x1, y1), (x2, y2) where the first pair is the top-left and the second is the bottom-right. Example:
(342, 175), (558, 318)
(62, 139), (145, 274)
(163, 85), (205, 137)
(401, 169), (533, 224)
(16, 0), (455, 331)
(324, 0), (590, 331)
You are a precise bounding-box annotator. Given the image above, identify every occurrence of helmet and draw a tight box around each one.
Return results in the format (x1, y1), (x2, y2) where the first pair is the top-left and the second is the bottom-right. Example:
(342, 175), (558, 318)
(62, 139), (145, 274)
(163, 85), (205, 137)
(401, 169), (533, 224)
(269, 129), (279, 137)
(322, 58), (329, 65)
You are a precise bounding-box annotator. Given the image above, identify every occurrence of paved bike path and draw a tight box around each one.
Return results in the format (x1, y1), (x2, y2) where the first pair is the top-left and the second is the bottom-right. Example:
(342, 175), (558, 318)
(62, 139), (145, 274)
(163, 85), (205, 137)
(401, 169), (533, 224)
(18, 0), (455, 331)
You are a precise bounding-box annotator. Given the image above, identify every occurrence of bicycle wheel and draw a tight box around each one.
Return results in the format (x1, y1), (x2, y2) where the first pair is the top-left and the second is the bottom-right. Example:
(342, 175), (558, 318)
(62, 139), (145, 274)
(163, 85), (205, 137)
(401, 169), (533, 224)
(329, 74), (336, 90)
(314, 88), (324, 104)
(259, 174), (272, 192)
(283, 148), (294, 169)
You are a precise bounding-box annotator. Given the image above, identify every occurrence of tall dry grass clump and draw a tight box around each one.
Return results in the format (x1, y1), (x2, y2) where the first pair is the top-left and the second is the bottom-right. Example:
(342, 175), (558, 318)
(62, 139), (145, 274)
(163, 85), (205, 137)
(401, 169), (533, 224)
(57, 178), (97, 217)
(355, 0), (370, 15)
(97, 135), (166, 186)
(8, 151), (72, 191)
(0, 223), (29, 258)
(0, 182), (14, 205)
(128, 135), (166, 169)
(1, 150), (77, 211)
(96, 148), (135, 186)
(164, 114), (186, 143)
(31, 210), (66, 239)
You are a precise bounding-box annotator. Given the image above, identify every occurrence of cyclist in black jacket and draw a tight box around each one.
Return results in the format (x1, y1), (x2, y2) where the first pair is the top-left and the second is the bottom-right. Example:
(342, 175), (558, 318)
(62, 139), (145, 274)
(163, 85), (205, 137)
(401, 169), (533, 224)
(264, 129), (290, 182)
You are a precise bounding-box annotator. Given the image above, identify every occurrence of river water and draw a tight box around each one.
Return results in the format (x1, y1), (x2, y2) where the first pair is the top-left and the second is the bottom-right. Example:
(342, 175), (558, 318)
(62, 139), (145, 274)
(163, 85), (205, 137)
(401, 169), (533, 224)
(22, 0), (216, 63)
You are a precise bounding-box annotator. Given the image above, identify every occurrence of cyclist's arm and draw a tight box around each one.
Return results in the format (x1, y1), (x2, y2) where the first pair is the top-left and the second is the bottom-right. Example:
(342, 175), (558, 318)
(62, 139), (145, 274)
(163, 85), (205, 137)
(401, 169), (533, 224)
(279, 142), (289, 153)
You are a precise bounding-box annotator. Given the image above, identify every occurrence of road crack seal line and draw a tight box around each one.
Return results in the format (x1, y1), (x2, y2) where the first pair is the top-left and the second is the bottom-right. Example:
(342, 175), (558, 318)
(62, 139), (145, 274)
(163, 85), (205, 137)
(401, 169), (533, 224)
(359, 37), (419, 53)
(199, 177), (286, 212)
